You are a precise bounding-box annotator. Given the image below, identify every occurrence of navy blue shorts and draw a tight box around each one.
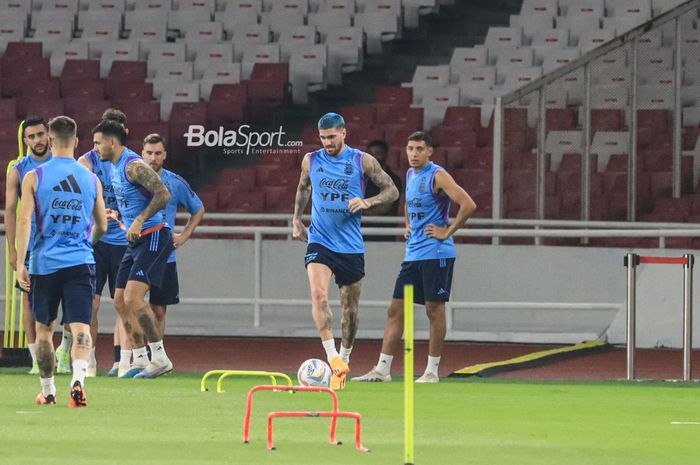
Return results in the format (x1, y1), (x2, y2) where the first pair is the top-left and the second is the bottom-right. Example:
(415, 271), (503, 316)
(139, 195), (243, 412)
(304, 243), (365, 286)
(94, 241), (127, 298)
(116, 227), (174, 290)
(392, 258), (456, 305)
(30, 264), (96, 326)
(149, 262), (180, 306)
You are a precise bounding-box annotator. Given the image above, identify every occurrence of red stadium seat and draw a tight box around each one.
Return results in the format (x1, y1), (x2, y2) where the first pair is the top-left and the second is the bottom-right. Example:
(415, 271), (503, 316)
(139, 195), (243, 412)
(105, 81), (153, 101)
(209, 83), (248, 102)
(0, 58), (50, 80)
(19, 79), (60, 100)
(107, 61), (147, 82)
(3, 42), (43, 60)
(374, 86), (412, 106)
(0, 120), (20, 143)
(61, 80), (106, 100)
(442, 106), (481, 129)
(109, 101), (160, 123)
(206, 101), (246, 126)
(546, 109), (577, 130)
(60, 60), (100, 81)
(340, 105), (377, 125)
(218, 168), (256, 192)
(0, 99), (17, 120)
(16, 98), (64, 119)
(169, 102), (207, 124)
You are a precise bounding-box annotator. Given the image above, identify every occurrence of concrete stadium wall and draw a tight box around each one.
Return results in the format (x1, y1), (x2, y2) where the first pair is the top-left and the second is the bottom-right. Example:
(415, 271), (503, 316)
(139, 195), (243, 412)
(2, 239), (698, 348)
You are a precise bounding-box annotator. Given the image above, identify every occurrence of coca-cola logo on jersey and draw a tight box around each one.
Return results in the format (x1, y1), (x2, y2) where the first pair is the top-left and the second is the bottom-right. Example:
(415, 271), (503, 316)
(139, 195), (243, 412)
(319, 178), (349, 190)
(51, 198), (83, 211)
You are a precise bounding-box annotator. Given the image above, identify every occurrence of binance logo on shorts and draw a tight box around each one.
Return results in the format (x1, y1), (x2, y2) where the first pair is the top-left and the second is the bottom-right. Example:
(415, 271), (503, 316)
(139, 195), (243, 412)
(52, 175), (82, 194)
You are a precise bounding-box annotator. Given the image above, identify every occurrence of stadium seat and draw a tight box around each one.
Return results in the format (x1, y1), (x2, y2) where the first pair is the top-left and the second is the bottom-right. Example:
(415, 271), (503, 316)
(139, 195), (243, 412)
(182, 21), (224, 45)
(200, 63), (241, 100)
(152, 62), (195, 99)
(545, 130), (582, 171)
(325, 26), (363, 85)
(520, 0), (558, 16)
(168, 10), (213, 35)
(510, 14), (554, 45)
(99, 41), (139, 77)
(179, 0), (215, 13)
(216, 8), (259, 39)
(16, 98), (64, 119)
(159, 82), (200, 120)
(190, 42), (234, 76)
(108, 100), (160, 122)
(61, 80), (105, 100)
(353, 11), (399, 54)
(148, 42), (186, 78)
(240, 44), (280, 80)
(105, 81), (153, 100)
(307, 11), (352, 41)
(555, 15), (600, 46)
(262, 10), (306, 40)
(288, 44), (327, 104)
(279, 25), (318, 62)
(591, 131), (629, 172)
(417, 86), (459, 129)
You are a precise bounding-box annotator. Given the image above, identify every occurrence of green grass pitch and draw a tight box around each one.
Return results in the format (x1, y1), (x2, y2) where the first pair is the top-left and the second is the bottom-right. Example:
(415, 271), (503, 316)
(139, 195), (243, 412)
(1, 369), (699, 465)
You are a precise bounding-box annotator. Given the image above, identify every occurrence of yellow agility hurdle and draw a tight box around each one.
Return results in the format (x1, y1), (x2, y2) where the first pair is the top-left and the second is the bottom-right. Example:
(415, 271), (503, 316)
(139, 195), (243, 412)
(3, 121), (27, 352)
(200, 370), (294, 393)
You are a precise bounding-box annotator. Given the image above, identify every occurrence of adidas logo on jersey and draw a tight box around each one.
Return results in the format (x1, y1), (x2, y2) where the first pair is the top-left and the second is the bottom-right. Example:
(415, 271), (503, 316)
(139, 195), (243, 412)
(316, 166), (324, 172)
(52, 175), (82, 194)
(135, 270), (145, 277)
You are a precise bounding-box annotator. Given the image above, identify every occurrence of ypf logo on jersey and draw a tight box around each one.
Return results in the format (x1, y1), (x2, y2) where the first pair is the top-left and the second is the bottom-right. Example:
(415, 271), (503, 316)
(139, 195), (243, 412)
(183, 125), (303, 155)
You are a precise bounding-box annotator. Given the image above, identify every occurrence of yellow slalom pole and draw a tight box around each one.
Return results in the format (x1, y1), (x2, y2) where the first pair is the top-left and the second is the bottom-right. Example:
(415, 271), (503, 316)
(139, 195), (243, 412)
(5, 121), (26, 349)
(3, 237), (11, 348)
(404, 284), (414, 465)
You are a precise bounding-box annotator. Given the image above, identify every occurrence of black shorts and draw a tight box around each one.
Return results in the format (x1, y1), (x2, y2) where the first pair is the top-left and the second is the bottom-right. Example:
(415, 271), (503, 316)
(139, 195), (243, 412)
(304, 243), (365, 286)
(94, 242), (127, 298)
(30, 264), (96, 326)
(14, 251), (30, 293)
(392, 258), (455, 305)
(149, 262), (180, 306)
(116, 227), (174, 290)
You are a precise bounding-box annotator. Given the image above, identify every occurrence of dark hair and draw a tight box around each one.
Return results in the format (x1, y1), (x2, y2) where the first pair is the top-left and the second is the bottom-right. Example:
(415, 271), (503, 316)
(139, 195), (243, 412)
(143, 133), (167, 148)
(317, 112), (345, 130)
(102, 108), (128, 127)
(22, 116), (48, 138)
(92, 119), (127, 145)
(48, 116), (77, 145)
(367, 139), (389, 153)
(407, 131), (433, 147)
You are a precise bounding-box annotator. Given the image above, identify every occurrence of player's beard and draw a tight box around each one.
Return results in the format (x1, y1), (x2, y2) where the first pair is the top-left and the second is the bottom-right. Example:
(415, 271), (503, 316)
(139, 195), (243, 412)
(148, 162), (162, 172)
(31, 144), (48, 157)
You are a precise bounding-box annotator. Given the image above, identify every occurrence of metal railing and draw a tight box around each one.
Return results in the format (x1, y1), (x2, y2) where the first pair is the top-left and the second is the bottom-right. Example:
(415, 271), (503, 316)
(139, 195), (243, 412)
(493, 0), (700, 222)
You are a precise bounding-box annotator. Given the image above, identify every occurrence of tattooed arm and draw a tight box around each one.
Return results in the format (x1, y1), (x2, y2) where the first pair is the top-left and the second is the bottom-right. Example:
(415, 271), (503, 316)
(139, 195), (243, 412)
(292, 153), (312, 241)
(348, 153), (399, 214)
(125, 159), (171, 241)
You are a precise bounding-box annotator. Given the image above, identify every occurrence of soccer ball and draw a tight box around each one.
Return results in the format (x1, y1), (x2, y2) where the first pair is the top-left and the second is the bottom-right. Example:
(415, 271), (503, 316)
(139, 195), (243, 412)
(297, 358), (332, 387)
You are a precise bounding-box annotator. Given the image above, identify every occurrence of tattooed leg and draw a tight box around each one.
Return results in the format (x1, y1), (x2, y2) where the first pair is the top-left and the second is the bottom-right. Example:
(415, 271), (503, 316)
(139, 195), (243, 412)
(35, 324), (55, 378)
(307, 263), (334, 341)
(340, 281), (362, 350)
(69, 323), (92, 361)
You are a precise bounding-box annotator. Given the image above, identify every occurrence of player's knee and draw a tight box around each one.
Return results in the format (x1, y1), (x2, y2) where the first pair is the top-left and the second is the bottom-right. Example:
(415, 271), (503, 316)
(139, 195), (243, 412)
(310, 287), (328, 305)
(123, 293), (143, 312)
(425, 302), (445, 321)
(387, 300), (403, 320)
